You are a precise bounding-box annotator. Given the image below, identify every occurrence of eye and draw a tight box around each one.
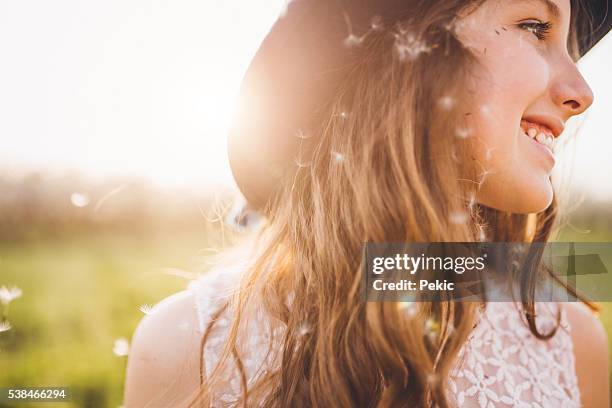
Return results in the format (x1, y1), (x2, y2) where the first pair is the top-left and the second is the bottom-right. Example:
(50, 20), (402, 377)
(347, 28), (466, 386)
(517, 20), (552, 40)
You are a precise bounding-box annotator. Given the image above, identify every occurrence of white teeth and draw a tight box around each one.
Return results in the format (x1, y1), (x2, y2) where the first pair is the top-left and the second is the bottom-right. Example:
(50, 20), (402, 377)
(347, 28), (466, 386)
(527, 127), (538, 138)
(532, 132), (555, 149)
(546, 135), (554, 148)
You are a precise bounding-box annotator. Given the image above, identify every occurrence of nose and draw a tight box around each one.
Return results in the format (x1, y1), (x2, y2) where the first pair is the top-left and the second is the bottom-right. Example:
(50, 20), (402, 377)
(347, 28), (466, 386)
(550, 61), (595, 118)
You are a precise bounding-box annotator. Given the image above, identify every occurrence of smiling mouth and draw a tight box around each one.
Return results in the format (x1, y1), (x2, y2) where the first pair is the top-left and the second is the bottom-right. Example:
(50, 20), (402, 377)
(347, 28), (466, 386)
(520, 119), (555, 151)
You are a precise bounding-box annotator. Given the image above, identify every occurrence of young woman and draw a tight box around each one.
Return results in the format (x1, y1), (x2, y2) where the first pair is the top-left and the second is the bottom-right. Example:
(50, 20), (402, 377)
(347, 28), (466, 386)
(124, 0), (611, 406)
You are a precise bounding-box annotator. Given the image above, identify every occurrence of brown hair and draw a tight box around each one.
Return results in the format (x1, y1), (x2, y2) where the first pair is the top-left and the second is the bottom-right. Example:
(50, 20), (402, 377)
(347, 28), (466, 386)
(189, 0), (598, 406)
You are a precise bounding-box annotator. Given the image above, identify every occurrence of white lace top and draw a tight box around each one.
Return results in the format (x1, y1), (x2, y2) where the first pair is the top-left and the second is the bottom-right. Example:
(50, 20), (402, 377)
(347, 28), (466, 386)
(187, 265), (581, 407)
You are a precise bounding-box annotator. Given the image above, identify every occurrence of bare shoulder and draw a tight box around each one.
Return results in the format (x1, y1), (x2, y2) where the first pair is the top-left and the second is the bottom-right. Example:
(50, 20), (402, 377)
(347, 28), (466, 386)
(123, 289), (202, 408)
(561, 302), (610, 408)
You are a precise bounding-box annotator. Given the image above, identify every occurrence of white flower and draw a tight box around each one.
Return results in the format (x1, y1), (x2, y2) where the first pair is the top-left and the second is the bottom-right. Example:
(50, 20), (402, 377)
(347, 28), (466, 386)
(113, 338), (130, 356)
(0, 320), (12, 333)
(0, 285), (22, 305)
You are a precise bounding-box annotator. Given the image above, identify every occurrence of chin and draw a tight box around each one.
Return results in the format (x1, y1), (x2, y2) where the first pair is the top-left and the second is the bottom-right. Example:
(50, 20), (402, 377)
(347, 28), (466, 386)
(477, 176), (554, 214)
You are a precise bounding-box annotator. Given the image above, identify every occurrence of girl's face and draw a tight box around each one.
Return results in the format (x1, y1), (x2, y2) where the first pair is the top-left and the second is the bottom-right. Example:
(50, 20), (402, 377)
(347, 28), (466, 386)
(454, 0), (593, 213)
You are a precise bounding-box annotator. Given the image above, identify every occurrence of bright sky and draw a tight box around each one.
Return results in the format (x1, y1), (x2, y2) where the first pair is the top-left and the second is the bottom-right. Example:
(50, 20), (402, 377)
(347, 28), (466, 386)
(0, 1), (610, 200)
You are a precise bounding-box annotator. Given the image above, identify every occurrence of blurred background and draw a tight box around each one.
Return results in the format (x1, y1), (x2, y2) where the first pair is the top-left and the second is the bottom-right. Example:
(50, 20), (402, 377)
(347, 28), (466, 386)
(0, 0), (610, 406)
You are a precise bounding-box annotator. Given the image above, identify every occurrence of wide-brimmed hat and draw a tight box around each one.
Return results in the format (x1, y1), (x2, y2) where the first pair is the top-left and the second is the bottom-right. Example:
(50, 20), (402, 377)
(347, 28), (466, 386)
(227, 0), (611, 211)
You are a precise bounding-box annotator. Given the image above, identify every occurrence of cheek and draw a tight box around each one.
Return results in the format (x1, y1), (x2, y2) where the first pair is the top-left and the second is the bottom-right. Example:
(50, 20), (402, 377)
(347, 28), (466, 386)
(467, 40), (551, 160)
(459, 45), (554, 212)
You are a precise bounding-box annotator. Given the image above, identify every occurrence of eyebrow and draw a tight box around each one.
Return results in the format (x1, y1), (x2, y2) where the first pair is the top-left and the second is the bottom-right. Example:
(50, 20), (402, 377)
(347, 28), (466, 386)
(515, 0), (562, 19)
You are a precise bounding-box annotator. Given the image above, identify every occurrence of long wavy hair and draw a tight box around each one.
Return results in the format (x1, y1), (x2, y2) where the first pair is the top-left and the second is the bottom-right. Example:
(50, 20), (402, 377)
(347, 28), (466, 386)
(188, 0), (599, 406)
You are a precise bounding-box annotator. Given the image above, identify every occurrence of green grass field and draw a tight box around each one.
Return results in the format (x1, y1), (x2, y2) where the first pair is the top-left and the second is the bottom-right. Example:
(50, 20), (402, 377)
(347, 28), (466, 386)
(0, 230), (215, 407)
(1, 230), (611, 407)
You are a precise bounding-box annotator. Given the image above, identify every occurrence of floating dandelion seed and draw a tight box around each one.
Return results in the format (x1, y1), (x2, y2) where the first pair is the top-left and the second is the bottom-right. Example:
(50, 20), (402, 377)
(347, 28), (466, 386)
(70, 192), (90, 208)
(449, 211), (469, 224)
(339, 111), (349, 119)
(450, 149), (460, 163)
(138, 304), (155, 315)
(342, 12), (368, 48)
(332, 151), (345, 163)
(467, 192), (477, 212)
(0, 285), (22, 306)
(393, 28), (433, 61)
(442, 21), (456, 32)
(456, 126), (471, 139)
(295, 128), (312, 140)
(484, 146), (497, 161)
(113, 338), (130, 356)
(344, 34), (366, 47)
(94, 185), (125, 213)
(370, 15), (384, 31)
(0, 320), (11, 333)
(297, 322), (311, 336)
(477, 167), (494, 187)
(438, 96), (455, 110)
(294, 158), (312, 168)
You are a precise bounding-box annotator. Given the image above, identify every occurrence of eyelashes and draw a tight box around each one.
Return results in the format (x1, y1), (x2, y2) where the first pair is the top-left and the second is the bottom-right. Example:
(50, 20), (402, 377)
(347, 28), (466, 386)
(517, 20), (553, 40)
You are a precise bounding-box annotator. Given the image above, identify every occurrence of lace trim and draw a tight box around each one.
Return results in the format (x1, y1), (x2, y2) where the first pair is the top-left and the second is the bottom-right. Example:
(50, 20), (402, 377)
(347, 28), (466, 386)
(188, 269), (580, 407)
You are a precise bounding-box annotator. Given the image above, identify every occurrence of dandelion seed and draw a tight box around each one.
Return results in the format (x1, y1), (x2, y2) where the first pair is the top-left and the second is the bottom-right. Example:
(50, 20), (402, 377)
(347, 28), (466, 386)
(113, 338), (130, 356)
(0, 285), (22, 306)
(438, 96), (455, 110)
(294, 158), (312, 168)
(331, 151), (345, 163)
(370, 15), (384, 31)
(138, 304), (155, 315)
(450, 149), (460, 163)
(342, 12), (368, 48)
(344, 34), (366, 47)
(94, 185), (125, 213)
(456, 126), (471, 139)
(449, 211), (469, 224)
(295, 128), (312, 140)
(0, 320), (11, 333)
(485, 146), (496, 161)
(70, 192), (90, 208)
(393, 28), (433, 61)
(477, 167), (494, 187)
(297, 322), (311, 336)
(442, 21), (456, 32)
(467, 192), (477, 212)
(177, 322), (190, 331)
